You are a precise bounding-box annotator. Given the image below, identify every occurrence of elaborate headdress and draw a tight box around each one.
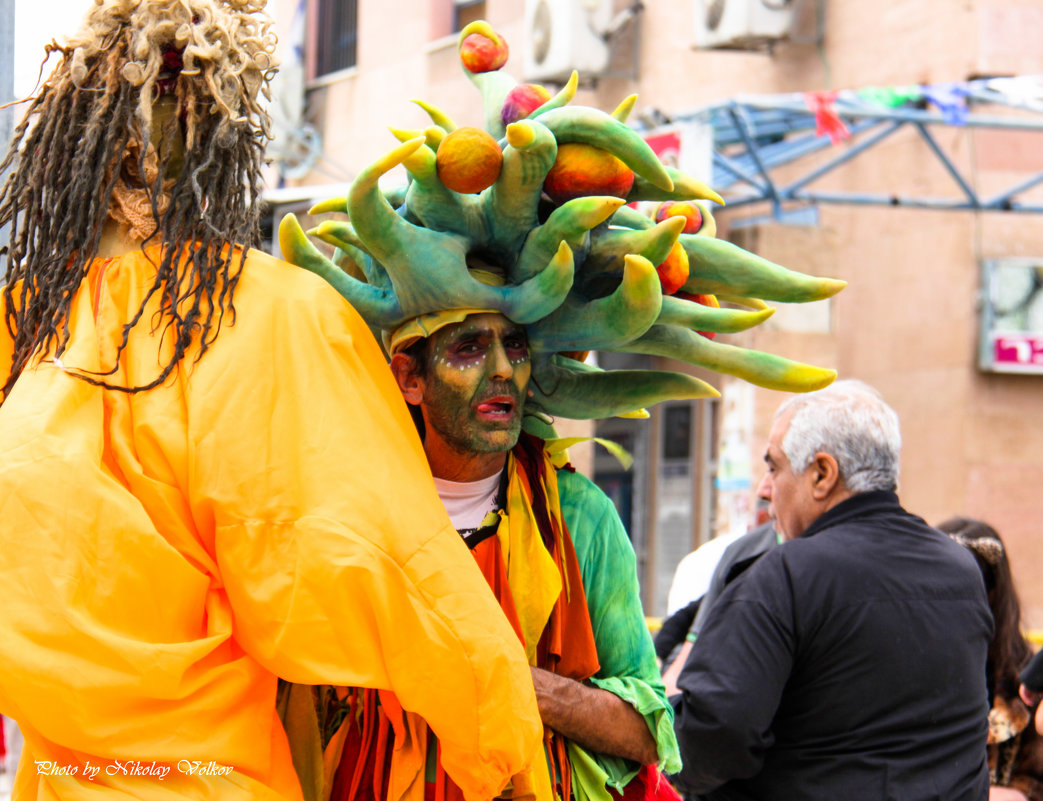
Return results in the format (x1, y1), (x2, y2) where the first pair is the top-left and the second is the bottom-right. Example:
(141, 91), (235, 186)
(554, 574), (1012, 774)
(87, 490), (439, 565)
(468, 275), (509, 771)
(280, 21), (845, 424)
(0, 0), (277, 397)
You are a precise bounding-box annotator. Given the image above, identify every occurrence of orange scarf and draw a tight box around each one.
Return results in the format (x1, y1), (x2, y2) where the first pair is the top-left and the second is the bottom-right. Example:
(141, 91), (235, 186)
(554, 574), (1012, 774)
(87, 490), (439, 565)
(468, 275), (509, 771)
(329, 436), (599, 801)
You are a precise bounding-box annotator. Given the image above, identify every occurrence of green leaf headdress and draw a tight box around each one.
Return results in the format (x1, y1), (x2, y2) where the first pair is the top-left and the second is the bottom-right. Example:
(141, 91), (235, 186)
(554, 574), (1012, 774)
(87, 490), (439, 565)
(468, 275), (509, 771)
(279, 21), (845, 423)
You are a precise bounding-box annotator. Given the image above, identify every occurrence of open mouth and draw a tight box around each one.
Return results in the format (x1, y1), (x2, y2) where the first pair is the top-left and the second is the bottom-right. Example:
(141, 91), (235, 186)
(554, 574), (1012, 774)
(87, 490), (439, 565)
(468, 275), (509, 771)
(475, 396), (517, 420)
(157, 47), (184, 96)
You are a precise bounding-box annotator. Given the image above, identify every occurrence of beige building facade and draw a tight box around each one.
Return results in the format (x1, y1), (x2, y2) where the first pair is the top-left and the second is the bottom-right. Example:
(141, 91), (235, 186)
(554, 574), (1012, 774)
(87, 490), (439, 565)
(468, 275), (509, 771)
(265, 0), (1043, 624)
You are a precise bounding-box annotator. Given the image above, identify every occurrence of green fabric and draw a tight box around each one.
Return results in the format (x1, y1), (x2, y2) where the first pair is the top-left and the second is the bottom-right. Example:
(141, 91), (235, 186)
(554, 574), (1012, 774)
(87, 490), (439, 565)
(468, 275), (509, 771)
(566, 739), (616, 801)
(556, 468), (683, 792)
(276, 681), (326, 801)
(856, 85), (922, 108)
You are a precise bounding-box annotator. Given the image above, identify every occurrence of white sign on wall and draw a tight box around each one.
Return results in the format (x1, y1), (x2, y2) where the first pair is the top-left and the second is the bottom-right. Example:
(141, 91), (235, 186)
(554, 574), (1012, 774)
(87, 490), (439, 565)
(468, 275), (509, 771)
(979, 258), (1043, 374)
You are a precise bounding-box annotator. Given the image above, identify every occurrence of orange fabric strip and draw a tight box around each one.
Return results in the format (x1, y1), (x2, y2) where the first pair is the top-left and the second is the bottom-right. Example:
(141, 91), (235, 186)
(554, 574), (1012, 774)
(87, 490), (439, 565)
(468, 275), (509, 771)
(330, 440), (599, 801)
(90, 258), (114, 321)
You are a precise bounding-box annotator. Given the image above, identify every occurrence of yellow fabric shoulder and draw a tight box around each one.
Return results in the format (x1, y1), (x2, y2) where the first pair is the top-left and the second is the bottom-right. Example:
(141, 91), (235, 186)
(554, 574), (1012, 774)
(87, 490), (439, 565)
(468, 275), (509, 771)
(0, 246), (542, 800)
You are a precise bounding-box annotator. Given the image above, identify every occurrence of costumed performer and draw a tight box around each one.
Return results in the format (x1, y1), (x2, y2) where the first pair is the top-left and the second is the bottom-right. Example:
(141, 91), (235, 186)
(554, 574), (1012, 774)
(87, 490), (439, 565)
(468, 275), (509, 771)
(278, 20), (847, 801)
(0, 3), (542, 799)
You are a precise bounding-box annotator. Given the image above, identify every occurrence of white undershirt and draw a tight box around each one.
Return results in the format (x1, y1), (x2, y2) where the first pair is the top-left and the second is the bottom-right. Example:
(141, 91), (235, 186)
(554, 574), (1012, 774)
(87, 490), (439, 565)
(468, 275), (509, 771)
(433, 471), (502, 531)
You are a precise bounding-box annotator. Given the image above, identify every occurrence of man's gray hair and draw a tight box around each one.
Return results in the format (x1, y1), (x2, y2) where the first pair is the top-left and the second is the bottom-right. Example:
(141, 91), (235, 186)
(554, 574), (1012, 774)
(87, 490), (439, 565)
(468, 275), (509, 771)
(775, 379), (902, 493)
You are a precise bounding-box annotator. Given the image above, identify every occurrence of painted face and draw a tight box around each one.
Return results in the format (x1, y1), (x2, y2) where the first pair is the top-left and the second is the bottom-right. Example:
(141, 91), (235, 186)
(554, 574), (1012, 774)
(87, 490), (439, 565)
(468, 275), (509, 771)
(150, 93), (186, 179)
(756, 409), (819, 540)
(420, 313), (531, 458)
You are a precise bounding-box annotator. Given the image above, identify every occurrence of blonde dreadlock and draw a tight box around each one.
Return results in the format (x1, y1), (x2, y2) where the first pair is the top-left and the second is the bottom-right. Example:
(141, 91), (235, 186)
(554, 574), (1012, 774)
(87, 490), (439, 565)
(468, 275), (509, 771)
(0, 0), (277, 399)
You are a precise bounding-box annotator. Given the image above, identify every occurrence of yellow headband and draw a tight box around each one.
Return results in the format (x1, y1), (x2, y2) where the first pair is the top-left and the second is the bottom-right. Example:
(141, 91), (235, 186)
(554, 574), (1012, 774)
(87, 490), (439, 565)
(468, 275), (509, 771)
(385, 268), (508, 353)
(386, 308), (501, 354)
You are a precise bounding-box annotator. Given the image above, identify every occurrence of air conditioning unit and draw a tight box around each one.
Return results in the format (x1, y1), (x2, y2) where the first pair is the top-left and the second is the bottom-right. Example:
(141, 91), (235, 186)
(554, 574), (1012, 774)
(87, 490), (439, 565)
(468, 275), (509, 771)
(693, 0), (794, 50)
(523, 0), (612, 83)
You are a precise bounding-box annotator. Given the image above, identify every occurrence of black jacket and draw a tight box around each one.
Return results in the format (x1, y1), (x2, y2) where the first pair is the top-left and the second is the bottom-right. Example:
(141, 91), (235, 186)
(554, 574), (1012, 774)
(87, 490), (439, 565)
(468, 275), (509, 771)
(688, 521), (779, 640)
(672, 491), (992, 801)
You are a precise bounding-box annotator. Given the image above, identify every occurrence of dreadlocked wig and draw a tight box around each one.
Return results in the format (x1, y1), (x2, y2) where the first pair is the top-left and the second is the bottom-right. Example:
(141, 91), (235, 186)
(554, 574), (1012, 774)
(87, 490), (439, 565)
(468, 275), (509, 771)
(0, 0), (277, 398)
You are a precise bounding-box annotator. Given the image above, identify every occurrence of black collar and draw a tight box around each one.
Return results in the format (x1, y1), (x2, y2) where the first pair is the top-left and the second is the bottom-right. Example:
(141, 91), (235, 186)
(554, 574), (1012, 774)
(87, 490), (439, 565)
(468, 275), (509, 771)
(800, 490), (903, 539)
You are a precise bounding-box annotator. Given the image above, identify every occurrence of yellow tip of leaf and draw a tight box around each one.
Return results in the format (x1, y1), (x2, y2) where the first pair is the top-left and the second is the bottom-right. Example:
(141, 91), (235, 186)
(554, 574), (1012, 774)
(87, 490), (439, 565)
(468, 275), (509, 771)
(388, 126), (421, 143)
(506, 120), (536, 149)
(623, 253), (655, 278)
(818, 278), (848, 299)
(779, 366), (838, 393)
(612, 94), (638, 122)
(308, 196), (348, 215)
(458, 20), (501, 47)
(716, 294), (770, 311)
(423, 126), (446, 149)
(562, 71), (579, 98)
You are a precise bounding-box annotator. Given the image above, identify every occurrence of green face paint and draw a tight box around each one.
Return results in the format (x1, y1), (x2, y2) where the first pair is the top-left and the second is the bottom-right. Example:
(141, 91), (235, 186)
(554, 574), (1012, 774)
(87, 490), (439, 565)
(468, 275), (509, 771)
(151, 93), (186, 180)
(420, 313), (531, 457)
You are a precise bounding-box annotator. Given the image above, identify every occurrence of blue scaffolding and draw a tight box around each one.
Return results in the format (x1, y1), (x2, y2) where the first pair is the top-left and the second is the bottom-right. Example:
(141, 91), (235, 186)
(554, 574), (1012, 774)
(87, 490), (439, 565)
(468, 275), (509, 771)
(664, 78), (1043, 225)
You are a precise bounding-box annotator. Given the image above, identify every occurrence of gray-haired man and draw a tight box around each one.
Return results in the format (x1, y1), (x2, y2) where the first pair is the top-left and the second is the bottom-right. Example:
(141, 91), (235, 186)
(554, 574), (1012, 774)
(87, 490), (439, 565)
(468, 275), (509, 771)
(671, 380), (992, 801)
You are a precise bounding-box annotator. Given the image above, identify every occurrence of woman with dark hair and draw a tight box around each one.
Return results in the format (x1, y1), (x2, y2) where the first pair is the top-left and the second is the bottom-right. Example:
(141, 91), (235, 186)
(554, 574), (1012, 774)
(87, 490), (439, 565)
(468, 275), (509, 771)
(939, 517), (1043, 801)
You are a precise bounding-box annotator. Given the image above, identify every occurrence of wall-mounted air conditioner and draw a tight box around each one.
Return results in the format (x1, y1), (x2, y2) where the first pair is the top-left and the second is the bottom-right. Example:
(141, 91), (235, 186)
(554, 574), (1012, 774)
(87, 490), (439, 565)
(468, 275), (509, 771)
(693, 0), (795, 50)
(523, 0), (612, 83)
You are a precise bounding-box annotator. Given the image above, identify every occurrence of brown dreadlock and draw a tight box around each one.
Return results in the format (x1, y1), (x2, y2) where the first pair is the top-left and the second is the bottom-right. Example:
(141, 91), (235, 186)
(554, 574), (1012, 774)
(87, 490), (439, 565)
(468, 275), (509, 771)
(0, 0), (277, 399)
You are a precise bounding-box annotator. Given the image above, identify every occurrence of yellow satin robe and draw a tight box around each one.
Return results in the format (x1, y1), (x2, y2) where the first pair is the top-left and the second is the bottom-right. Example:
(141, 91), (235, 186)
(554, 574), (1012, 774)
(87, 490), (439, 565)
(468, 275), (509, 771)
(0, 246), (541, 800)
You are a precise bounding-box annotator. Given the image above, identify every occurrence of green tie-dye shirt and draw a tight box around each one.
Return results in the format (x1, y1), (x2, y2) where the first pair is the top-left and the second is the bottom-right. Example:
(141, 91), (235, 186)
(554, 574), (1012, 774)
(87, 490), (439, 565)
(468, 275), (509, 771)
(556, 468), (682, 801)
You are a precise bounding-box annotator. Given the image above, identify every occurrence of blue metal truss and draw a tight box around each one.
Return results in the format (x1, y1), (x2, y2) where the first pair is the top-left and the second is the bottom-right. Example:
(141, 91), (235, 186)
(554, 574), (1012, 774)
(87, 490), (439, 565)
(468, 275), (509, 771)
(669, 79), (1043, 224)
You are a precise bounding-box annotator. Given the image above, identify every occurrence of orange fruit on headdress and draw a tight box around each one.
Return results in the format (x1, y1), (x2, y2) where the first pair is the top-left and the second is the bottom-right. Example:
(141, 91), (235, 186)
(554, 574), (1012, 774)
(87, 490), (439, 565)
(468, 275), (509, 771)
(655, 200), (705, 234)
(656, 241), (689, 295)
(543, 143), (635, 204)
(460, 31), (509, 73)
(436, 126), (504, 194)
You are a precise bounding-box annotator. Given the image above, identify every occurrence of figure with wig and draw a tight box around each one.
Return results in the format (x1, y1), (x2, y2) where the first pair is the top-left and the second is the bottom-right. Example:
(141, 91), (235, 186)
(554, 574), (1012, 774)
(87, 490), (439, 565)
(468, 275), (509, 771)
(0, 2), (543, 799)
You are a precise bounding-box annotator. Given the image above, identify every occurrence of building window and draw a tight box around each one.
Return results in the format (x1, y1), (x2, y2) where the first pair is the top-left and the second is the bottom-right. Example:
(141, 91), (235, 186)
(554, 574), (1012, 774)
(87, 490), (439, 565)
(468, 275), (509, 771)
(662, 403), (692, 461)
(430, 0), (487, 41)
(313, 0), (358, 77)
(453, 0), (486, 32)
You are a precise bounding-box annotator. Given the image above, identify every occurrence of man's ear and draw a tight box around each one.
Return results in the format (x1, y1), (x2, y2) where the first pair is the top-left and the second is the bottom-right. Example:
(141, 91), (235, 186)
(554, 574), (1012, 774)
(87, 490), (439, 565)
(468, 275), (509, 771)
(390, 352), (425, 406)
(809, 452), (842, 500)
